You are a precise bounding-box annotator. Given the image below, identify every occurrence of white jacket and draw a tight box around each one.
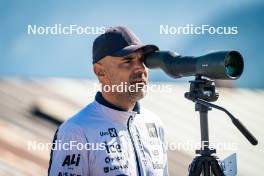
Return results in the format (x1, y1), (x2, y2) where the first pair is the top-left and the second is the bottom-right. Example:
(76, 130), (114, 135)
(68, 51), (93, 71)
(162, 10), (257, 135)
(48, 92), (169, 176)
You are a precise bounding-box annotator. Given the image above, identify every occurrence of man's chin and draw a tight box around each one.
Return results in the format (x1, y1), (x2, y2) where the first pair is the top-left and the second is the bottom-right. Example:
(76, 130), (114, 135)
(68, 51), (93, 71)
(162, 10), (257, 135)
(128, 88), (147, 101)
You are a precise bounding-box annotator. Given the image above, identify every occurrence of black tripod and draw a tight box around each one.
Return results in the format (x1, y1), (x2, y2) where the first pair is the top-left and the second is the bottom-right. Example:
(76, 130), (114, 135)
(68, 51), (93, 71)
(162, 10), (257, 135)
(185, 76), (258, 176)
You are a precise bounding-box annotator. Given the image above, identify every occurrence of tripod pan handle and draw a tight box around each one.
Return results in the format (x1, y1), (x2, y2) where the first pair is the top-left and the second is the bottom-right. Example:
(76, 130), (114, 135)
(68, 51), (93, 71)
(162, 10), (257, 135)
(232, 118), (258, 145)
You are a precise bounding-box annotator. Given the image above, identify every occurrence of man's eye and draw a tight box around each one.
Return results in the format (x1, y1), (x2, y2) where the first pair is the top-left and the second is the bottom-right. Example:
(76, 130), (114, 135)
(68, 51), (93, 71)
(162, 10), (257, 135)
(123, 59), (131, 64)
(140, 55), (146, 61)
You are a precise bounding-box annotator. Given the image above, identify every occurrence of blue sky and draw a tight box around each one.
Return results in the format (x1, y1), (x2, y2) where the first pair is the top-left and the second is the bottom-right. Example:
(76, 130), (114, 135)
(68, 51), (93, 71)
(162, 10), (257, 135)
(1, 0), (263, 88)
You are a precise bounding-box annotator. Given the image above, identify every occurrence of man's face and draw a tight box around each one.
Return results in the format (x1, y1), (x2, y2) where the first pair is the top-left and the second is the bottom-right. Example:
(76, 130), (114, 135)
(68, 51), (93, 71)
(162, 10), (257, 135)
(94, 50), (148, 101)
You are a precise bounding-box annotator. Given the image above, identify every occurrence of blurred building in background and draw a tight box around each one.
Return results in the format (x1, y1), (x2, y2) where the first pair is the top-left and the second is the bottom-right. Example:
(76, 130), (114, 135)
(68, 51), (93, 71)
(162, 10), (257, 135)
(0, 78), (263, 175)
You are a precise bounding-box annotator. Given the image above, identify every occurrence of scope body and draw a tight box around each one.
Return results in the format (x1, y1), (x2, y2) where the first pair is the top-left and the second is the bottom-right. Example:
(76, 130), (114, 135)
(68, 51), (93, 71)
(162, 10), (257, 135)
(144, 50), (244, 80)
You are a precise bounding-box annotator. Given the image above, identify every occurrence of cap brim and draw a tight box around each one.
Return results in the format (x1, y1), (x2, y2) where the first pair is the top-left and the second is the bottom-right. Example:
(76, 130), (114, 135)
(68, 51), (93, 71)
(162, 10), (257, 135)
(110, 44), (159, 57)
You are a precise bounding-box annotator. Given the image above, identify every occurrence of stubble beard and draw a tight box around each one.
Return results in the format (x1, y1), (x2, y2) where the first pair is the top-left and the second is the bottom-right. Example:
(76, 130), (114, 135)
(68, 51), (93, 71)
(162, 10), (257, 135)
(107, 79), (147, 103)
(127, 82), (147, 102)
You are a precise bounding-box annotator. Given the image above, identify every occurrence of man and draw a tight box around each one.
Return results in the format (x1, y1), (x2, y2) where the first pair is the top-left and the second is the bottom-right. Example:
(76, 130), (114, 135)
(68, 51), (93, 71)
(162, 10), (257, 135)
(48, 26), (169, 176)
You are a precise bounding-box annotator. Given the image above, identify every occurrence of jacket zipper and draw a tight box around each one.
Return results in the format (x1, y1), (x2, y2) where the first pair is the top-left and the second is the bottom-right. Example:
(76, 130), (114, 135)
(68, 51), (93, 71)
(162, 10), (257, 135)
(127, 116), (141, 176)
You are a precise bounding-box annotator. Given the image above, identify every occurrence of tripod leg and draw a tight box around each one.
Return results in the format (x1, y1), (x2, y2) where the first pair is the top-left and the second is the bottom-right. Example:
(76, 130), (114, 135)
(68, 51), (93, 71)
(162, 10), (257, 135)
(211, 158), (225, 176)
(203, 159), (210, 176)
(188, 157), (203, 176)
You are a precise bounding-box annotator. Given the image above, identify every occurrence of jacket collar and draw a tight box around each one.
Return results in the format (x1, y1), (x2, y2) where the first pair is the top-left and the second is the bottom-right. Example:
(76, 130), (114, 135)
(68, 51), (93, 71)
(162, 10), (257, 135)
(95, 92), (140, 114)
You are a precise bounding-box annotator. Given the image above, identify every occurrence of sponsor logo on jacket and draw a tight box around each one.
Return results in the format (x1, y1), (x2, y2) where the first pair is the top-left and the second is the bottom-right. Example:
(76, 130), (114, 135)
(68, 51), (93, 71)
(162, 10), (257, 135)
(100, 128), (118, 137)
(62, 154), (81, 167)
(145, 123), (158, 138)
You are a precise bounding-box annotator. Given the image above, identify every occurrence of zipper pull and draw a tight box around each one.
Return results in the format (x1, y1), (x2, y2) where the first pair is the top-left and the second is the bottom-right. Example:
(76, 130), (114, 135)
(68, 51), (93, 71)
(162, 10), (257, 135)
(127, 116), (134, 127)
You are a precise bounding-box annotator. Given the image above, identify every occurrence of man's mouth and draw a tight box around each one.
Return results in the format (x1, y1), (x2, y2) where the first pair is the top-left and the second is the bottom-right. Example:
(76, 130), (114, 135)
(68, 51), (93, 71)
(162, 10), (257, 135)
(131, 79), (146, 85)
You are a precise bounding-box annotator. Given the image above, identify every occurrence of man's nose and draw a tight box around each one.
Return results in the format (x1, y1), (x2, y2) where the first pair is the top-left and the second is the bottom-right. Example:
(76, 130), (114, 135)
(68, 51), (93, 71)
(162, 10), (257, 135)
(135, 59), (147, 71)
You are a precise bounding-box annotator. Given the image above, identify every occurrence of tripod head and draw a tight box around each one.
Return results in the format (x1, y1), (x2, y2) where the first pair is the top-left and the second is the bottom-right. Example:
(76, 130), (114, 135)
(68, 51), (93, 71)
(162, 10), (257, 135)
(185, 76), (218, 103)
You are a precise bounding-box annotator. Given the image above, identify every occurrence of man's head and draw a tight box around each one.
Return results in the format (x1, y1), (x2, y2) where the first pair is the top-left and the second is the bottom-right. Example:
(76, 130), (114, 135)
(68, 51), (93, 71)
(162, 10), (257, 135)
(92, 26), (159, 102)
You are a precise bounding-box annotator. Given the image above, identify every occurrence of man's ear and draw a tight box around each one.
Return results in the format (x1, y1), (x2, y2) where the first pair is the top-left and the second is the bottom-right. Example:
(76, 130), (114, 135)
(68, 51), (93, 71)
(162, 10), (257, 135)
(93, 63), (106, 82)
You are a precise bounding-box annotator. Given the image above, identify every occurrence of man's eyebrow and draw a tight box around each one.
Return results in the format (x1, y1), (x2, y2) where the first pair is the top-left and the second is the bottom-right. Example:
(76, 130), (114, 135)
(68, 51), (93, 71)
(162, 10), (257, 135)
(123, 55), (135, 60)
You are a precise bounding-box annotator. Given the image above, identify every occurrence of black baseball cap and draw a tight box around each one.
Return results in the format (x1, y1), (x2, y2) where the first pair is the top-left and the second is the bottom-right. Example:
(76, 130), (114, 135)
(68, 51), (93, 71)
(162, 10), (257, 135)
(92, 26), (159, 64)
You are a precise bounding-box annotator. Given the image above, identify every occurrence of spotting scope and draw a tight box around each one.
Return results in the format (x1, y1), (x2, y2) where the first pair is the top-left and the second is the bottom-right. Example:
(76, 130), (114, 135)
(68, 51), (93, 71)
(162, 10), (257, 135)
(144, 50), (244, 79)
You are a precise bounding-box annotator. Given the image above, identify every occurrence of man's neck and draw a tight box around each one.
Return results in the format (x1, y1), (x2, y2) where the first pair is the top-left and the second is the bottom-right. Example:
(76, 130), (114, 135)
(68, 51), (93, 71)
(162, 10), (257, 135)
(101, 92), (136, 112)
